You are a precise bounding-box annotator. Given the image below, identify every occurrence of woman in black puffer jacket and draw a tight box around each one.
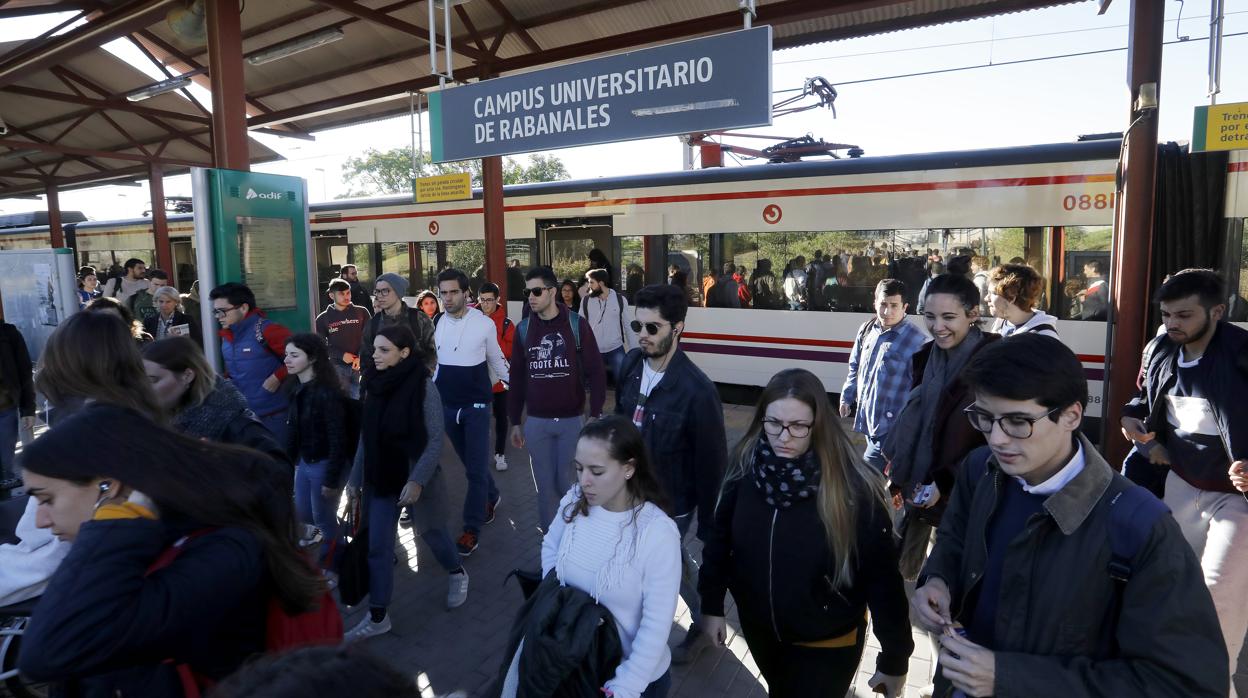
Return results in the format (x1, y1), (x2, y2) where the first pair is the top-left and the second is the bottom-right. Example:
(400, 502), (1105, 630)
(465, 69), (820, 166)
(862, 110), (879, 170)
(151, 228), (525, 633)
(282, 333), (349, 569)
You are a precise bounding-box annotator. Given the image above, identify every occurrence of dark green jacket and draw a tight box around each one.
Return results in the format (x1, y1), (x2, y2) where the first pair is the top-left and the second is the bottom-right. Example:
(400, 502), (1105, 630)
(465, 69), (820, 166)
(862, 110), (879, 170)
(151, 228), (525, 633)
(920, 434), (1227, 698)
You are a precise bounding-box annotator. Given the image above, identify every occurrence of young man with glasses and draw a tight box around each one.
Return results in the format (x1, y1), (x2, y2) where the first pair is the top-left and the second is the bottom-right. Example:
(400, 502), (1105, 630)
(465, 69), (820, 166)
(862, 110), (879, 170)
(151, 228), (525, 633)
(358, 272), (435, 378)
(434, 268), (510, 556)
(614, 283), (727, 665)
(913, 332), (1226, 698)
(476, 282), (514, 471)
(508, 266), (606, 532)
(209, 282), (294, 444)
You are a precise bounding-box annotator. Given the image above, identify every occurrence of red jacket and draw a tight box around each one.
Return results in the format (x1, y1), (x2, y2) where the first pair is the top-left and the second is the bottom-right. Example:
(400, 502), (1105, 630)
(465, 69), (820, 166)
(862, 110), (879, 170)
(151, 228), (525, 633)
(480, 304), (514, 393)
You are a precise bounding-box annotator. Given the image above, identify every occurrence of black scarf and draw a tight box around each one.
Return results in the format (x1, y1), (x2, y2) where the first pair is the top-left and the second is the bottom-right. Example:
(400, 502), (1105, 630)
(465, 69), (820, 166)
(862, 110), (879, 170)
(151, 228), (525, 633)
(361, 357), (428, 497)
(751, 437), (821, 509)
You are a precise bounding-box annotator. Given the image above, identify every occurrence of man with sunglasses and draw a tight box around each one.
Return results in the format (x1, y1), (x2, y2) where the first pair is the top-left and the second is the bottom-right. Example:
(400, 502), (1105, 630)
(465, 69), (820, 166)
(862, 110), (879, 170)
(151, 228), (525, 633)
(913, 333), (1226, 698)
(508, 266), (606, 534)
(614, 283), (727, 665)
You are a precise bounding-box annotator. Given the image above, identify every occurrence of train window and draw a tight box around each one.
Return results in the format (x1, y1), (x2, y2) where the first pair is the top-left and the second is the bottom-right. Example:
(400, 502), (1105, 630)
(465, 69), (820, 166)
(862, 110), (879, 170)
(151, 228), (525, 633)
(506, 240), (537, 301)
(1059, 226), (1113, 322)
(665, 234), (709, 306)
(1230, 218), (1248, 322)
(347, 244), (374, 285)
(615, 236), (646, 302)
(380, 242), (411, 292)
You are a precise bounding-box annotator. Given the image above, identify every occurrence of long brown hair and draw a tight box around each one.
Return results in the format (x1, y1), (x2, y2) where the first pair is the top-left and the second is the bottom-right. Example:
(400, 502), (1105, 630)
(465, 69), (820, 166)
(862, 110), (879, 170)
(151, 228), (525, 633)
(562, 415), (667, 522)
(142, 337), (217, 411)
(723, 368), (889, 589)
(19, 403), (323, 613)
(37, 310), (164, 421)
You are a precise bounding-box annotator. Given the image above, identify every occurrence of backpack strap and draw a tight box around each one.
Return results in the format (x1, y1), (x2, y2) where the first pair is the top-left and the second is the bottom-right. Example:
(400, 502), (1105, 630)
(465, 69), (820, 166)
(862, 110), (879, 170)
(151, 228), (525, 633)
(1106, 485), (1169, 584)
(615, 290), (626, 340)
(516, 316), (529, 348)
(567, 310), (582, 351)
(1025, 324), (1057, 337)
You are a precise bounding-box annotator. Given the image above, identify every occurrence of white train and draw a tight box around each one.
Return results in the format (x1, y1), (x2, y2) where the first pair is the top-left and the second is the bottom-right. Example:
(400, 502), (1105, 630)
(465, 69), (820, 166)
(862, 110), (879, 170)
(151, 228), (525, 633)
(7, 139), (1247, 421)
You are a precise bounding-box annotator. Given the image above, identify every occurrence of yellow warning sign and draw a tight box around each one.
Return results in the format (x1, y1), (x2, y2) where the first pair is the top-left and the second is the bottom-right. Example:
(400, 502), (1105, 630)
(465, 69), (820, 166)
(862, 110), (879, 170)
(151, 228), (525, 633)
(1193, 101), (1248, 152)
(415, 172), (472, 203)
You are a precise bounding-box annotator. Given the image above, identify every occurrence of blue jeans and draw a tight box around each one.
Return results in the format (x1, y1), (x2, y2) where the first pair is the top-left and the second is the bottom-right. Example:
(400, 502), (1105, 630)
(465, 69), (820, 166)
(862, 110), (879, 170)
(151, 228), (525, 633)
(294, 459), (340, 568)
(259, 409), (288, 448)
(0, 408), (17, 482)
(673, 512), (702, 627)
(862, 435), (887, 473)
(444, 403), (497, 534)
(641, 670), (671, 698)
(602, 346), (626, 385)
(366, 471), (461, 611)
(334, 363), (361, 400)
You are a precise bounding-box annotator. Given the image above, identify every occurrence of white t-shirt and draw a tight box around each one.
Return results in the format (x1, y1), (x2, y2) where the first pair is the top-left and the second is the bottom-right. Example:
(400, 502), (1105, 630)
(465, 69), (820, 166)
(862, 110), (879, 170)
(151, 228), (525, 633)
(640, 360), (665, 398)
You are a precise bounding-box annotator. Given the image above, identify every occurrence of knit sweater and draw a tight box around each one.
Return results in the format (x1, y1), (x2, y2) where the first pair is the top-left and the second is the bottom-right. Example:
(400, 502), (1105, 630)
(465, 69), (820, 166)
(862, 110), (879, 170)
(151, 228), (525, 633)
(541, 487), (681, 698)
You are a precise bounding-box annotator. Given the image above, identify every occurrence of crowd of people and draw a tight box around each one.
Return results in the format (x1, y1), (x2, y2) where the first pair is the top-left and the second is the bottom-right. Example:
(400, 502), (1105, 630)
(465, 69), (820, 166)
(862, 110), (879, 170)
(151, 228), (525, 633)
(0, 247), (1243, 698)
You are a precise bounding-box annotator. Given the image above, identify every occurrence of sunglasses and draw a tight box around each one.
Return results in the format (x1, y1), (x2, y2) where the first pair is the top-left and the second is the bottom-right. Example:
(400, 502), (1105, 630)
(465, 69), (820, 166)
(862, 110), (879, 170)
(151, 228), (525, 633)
(630, 320), (669, 335)
(523, 286), (552, 297)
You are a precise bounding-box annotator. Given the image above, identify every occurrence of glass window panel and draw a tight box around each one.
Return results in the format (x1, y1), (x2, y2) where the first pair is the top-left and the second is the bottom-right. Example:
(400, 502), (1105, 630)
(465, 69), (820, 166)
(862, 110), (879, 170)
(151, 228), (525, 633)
(666, 234), (709, 306)
(380, 242), (411, 295)
(549, 237), (595, 285)
(616, 236), (646, 302)
(1059, 226), (1113, 321)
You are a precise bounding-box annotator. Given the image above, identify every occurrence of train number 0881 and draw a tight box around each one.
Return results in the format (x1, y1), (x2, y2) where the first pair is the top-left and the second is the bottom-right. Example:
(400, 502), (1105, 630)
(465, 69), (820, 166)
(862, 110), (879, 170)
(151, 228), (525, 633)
(1062, 193), (1115, 211)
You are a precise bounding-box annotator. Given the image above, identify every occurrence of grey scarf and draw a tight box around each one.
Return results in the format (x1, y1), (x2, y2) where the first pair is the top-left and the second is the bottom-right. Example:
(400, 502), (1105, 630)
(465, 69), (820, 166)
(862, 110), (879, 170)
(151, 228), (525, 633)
(887, 327), (983, 489)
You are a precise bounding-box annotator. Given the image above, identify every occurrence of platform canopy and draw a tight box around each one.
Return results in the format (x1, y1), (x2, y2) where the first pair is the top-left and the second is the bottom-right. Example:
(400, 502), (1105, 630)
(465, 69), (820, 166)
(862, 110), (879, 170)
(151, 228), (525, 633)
(0, 0), (1084, 199)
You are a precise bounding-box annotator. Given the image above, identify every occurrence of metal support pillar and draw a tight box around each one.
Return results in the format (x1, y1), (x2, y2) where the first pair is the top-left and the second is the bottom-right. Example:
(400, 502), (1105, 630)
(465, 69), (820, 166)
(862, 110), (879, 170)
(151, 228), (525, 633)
(1102, 0), (1163, 466)
(206, 0), (249, 171)
(148, 163), (173, 274)
(45, 183), (64, 248)
(482, 156), (506, 301)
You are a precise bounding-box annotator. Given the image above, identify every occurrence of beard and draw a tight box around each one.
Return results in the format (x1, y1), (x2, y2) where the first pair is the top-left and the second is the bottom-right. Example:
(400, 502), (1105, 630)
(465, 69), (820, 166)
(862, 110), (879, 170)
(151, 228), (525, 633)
(641, 331), (674, 357)
(589, 287), (604, 297)
(1174, 310), (1213, 346)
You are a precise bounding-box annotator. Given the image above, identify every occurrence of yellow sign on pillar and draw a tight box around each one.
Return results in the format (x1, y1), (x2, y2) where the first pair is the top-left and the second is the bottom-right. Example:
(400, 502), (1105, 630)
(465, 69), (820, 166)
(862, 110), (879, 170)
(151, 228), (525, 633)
(1192, 101), (1248, 152)
(415, 172), (472, 203)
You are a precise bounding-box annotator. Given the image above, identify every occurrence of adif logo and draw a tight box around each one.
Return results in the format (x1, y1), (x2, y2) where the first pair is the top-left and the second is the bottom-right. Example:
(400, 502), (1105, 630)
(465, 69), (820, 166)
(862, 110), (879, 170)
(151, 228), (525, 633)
(245, 188), (283, 200)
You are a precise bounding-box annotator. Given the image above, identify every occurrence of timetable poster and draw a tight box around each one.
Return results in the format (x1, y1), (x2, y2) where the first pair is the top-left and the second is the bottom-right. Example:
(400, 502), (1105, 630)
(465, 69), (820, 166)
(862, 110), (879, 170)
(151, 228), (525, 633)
(236, 216), (297, 311)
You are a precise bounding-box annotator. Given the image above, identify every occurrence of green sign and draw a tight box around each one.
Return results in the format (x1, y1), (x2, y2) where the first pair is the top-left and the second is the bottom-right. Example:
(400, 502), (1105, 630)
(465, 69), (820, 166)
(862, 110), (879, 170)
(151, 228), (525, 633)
(204, 169), (314, 333)
(1192, 101), (1248, 152)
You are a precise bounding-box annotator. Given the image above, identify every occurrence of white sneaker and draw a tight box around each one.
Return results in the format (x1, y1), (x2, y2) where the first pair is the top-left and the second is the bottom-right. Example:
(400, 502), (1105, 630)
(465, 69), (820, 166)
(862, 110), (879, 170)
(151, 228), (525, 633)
(447, 570), (469, 609)
(494, 453), (508, 471)
(344, 612), (391, 643)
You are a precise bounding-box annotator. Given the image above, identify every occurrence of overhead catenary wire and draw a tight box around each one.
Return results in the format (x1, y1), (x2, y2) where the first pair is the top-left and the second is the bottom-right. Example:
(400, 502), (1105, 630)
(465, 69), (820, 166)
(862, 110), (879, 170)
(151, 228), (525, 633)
(771, 30), (1247, 94)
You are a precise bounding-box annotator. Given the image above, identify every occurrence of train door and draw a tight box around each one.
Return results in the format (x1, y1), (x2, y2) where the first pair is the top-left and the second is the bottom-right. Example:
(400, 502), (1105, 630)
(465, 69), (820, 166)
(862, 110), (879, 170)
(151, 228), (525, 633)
(537, 216), (612, 284)
(170, 240), (197, 292)
(311, 230), (349, 294)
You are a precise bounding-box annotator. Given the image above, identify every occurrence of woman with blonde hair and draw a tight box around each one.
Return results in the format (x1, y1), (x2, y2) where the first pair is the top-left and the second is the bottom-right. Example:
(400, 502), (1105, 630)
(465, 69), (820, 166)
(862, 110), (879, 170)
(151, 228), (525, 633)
(142, 285), (203, 344)
(141, 336), (287, 465)
(699, 368), (912, 697)
(37, 310), (163, 424)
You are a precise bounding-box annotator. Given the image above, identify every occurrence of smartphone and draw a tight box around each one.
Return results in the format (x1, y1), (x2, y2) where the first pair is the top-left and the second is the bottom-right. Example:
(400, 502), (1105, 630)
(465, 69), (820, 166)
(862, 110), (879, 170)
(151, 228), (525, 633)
(913, 483), (936, 506)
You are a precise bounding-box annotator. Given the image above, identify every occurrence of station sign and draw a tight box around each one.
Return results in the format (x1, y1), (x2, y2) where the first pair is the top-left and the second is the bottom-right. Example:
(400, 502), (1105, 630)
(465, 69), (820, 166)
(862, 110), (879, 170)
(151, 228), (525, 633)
(429, 27), (772, 163)
(1192, 101), (1248, 152)
(415, 171), (472, 203)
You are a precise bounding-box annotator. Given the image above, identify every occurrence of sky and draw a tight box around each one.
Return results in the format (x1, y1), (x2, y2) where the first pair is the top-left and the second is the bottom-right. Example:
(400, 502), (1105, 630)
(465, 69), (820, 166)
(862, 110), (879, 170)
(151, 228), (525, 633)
(1, 0), (1246, 219)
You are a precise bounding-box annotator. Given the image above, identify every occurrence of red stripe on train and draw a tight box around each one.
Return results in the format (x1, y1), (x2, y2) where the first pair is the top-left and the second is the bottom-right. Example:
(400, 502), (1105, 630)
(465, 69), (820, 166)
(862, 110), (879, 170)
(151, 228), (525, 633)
(328, 173), (1116, 223)
(683, 330), (1104, 362)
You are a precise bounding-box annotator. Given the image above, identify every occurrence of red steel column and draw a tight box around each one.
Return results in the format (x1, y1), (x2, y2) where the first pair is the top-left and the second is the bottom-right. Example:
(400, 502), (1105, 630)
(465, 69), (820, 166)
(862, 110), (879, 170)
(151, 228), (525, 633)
(45, 183), (64, 248)
(1103, 0), (1163, 466)
(206, 0), (249, 171)
(482, 156), (506, 301)
(149, 163), (173, 274)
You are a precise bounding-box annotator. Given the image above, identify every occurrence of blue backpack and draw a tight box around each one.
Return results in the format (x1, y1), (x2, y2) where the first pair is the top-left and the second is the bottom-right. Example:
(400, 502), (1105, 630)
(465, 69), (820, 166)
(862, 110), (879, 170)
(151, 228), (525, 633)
(962, 446), (1169, 589)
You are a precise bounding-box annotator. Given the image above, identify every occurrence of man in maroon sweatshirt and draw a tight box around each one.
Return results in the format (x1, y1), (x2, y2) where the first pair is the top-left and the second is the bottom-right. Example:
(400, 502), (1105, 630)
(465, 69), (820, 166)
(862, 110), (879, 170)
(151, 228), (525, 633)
(508, 265), (607, 532)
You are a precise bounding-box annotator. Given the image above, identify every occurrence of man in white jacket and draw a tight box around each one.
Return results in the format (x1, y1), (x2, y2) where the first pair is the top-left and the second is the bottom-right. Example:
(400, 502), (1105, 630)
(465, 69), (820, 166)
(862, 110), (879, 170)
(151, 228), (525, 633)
(0, 496), (70, 606)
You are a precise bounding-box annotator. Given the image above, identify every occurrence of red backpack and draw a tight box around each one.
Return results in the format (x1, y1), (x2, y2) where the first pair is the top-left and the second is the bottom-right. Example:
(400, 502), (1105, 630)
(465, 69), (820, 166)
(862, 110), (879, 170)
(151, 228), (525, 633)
(145, 528), (344, 697)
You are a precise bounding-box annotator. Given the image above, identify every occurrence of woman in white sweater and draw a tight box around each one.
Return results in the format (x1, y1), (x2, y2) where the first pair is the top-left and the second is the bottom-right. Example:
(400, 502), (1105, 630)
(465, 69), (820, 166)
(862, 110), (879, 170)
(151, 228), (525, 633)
(540, 415), (681, 698)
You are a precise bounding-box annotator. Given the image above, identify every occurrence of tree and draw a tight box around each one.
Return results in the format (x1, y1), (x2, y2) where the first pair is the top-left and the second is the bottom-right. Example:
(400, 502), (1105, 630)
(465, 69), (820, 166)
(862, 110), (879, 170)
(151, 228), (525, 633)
(337, 147), (570, 198)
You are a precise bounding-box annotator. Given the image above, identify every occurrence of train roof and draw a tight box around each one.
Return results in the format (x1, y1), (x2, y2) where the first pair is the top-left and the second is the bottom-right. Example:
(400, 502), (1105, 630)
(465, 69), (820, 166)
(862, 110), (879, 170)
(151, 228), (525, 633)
(0, 211), (87, 229)
(316, 139), (1124, 212)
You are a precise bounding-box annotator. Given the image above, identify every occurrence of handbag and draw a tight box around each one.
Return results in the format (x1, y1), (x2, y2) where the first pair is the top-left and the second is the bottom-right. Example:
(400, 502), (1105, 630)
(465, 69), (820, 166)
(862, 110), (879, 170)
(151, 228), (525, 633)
(336, 491), (370, 608)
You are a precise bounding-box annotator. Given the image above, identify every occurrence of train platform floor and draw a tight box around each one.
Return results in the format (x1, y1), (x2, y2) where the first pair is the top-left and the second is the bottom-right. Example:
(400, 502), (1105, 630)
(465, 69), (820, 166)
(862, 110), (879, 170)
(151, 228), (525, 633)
(351, 395), (934, 698)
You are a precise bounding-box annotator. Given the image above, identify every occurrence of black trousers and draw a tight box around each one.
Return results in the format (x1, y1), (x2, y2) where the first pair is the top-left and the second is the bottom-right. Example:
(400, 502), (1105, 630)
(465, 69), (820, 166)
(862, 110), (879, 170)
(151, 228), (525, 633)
(740, 619), (867, 698)
(492, 391), (508, 456)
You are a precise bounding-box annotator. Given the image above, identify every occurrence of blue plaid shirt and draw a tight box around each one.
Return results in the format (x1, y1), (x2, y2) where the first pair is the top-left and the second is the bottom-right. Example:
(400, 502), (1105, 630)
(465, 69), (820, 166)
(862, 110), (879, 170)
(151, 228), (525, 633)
(840, 318), (927, 439)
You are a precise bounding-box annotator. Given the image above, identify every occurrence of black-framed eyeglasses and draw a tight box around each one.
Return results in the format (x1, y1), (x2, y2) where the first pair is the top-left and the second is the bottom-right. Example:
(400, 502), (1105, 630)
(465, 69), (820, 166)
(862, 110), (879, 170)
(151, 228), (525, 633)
(211, 304), (239, 317)
(963, 405), (1061, 439)
(762, 419), (812, 439)
(630, 320), (669, 336)
(373, 287), (394, 297)
(523, 286), (552, 297)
